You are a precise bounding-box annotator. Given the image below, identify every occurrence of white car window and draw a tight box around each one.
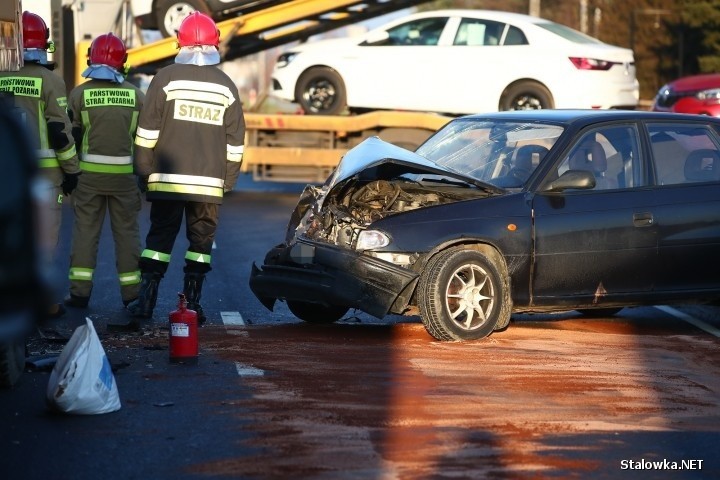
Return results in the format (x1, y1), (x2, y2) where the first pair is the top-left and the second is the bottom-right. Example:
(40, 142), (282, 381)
(386, 17), (448, 46)
(535, 22), (603, 44)
(454, 19), (505, 46)
(504, 25), (528, 45)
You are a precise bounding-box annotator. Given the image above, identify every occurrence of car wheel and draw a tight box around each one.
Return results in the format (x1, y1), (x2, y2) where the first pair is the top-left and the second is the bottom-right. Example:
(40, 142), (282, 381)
(500, 81), (554, 111)
(296, 67), (347, 115)
(287, 300), (349, 324)
(576, 307), (623, 318)
(0, 340), (25, 388)
(155, 0), (211, 38)
(418, 248), (512, 341)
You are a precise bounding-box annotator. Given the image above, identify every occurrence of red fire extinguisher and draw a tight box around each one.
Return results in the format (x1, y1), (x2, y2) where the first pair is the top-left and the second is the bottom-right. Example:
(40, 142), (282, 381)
(169, 293), (198, 364)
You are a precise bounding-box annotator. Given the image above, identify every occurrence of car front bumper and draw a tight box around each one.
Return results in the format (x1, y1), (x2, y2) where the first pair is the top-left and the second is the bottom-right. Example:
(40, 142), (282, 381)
(249, 239), (419, 318)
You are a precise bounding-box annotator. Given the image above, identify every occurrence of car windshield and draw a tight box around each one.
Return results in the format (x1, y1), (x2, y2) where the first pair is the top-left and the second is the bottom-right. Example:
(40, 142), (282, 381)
(415, 119), (564, 188)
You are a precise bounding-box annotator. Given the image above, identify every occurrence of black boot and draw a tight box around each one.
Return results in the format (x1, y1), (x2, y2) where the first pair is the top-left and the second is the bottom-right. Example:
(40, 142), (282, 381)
(126, 273), (162, 319)
(183, 273), (206, 325)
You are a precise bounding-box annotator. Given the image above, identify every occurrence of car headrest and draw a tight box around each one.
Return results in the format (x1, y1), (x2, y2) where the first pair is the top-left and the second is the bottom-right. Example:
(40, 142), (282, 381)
(569, 140), (607, 173)
(684, 149), (720, 182)
(515, 145), (548, 171)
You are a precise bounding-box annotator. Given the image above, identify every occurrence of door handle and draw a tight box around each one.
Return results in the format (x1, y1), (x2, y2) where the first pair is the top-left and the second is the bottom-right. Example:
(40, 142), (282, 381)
(633, 212), (654, 227)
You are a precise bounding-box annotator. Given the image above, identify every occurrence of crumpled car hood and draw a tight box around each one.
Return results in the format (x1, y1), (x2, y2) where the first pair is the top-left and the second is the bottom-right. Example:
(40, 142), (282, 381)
(327, 136), (499, 193)
(283, 137), (499, 243)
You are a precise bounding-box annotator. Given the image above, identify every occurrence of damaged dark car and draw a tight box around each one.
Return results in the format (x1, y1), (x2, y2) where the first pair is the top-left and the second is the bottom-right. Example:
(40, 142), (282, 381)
(249, 110), (720, 341)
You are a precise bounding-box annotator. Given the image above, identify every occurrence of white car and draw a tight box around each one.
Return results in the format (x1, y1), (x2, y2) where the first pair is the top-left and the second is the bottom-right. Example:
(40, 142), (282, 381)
(271, 9), (640, 115)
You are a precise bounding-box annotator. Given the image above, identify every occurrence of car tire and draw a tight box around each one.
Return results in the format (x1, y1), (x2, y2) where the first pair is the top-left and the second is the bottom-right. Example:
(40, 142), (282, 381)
(418, 247), (512, 341)
(500, 81), (554, 111)
(576, 307), (623, 318)
(287, 300), (349, 324)
(155, 0), (211, 38)
(295, 67), (347, 115)
(0, 340), (25, 388)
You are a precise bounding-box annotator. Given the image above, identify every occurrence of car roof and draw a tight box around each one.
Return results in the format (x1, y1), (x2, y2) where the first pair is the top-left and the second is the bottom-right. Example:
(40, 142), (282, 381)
(459, 109), (720, 126)
(403, 9), (552, 24)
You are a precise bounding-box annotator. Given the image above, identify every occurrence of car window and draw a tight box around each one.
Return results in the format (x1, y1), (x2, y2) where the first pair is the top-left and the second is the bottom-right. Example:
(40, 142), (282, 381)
(554, 125), (642, 190)
(415, 119), (563, 186)
(534, 21), (604, 44)
(385, 17), (448, 46)
(453, 18), (506, 46)
(648, 123), (720, 185)
(504, 26), (528, 45)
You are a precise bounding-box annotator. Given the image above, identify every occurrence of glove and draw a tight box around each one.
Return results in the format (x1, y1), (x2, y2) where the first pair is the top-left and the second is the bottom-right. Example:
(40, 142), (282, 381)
(137, 175), (148, 193)
(223, 184), (234, 194)
(61, 172), (81, 195)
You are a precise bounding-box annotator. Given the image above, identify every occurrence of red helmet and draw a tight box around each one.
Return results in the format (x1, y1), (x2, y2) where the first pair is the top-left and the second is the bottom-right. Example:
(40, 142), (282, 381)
(22, 11), (50, 50)
(88, 33), (128, 70)
(177, 12), (219, 48)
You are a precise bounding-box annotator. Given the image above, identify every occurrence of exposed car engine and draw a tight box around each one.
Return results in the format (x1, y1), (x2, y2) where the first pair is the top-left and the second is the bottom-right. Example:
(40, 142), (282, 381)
(299, 179), (483, 248)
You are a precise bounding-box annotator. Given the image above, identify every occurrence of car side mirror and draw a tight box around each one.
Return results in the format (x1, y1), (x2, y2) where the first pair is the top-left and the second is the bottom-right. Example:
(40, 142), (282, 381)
(544, 170), (596, 192)
(362, 30), (391, 46)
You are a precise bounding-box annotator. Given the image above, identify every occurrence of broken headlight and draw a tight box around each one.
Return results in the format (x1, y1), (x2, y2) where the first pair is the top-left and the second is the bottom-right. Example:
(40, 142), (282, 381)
(356, 229), (390, 251)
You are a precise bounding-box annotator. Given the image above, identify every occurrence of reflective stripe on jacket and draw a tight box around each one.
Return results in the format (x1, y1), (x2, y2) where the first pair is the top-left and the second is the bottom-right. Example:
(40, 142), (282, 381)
(0, 63), (80, 175)
(68, 80), (145, 178)
(133, 63), (245, 204)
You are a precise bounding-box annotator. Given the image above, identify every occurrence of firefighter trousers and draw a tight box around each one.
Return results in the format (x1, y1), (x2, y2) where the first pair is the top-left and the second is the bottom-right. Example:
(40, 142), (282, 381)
(36, 171), (64, 258)
(68, 182), (142, 303)
(35, 171), (66, 304)
(139, 200), (218, 276)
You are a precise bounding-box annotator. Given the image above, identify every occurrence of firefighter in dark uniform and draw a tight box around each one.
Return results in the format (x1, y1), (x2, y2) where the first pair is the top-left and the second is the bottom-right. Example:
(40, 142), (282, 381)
(128, 12), (245, 324)
(0, 11), (81, 318)
(64, 33), (145, 309)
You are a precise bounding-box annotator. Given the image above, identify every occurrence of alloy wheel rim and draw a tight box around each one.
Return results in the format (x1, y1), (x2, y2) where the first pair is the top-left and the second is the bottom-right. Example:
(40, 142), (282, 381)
(511, 94), (543, 110)
(165, 4), (195, 35)
(444, 263), (494, 331)
(303, 79), (336, 113)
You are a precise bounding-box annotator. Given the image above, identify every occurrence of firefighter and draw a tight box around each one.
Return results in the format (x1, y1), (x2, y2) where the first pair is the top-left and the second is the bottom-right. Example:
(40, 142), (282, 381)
(63, 33), (145, 309)
(0, 11), (81, 319)
(128, 12), (245, 325)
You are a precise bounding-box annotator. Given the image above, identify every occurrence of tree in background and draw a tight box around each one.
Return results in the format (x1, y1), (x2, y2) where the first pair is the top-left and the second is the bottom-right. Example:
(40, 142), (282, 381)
(418, 0), (720, 101)
(679, 0), (720, 73)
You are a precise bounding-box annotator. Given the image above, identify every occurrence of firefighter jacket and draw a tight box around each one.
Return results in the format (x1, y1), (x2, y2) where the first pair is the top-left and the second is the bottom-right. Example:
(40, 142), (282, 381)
(134, 64), (245, 204)
(0, 62), (80, 184)
(68, 79), (145, 193)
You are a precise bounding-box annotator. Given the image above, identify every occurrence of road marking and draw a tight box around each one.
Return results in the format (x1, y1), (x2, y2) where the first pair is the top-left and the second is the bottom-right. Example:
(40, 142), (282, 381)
(655, 305), (720, 338)
(221, 311), (248, 336)
(235, 362), (264, 377)
(221, 311), (245, 325)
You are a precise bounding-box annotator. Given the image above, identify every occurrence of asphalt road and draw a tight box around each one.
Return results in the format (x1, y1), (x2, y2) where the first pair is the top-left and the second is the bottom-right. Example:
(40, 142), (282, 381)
(1, 175), (719, 479)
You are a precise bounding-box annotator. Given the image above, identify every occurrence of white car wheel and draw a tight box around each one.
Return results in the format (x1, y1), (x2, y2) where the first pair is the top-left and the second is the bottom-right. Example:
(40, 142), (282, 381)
(501, 81), (554, 111)
(156, 0), (210, 38)
(296, 67), (347, 115)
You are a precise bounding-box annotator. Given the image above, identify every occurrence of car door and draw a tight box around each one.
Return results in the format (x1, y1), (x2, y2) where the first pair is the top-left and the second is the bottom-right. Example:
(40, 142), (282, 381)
(646, 122), (720, 293)
(530, 124), (659, 306)
(449, 17), (535, 113)
(342, 15), (451, 112)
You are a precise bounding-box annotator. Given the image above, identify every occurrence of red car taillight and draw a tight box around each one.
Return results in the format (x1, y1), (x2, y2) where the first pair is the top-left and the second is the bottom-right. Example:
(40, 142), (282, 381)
(569, 57), (617, 70)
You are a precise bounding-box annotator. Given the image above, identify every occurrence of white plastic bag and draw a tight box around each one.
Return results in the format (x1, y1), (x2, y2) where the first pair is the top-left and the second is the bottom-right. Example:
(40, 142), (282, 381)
(46, 318), (121, 415)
